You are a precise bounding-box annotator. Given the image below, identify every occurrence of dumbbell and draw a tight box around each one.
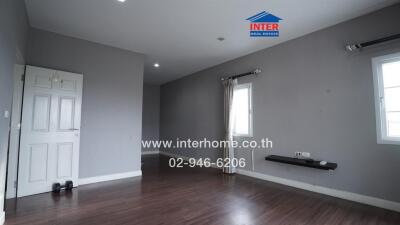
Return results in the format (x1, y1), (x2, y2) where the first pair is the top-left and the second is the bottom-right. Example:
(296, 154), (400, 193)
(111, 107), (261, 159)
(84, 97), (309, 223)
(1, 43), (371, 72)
(52, 180), (74, 193)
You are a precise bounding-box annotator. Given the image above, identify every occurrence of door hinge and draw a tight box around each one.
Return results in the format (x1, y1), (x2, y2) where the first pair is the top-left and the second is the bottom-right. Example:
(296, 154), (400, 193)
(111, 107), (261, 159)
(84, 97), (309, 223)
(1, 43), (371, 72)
(21, 74), (25, 82)
(14, 180), (17, 188)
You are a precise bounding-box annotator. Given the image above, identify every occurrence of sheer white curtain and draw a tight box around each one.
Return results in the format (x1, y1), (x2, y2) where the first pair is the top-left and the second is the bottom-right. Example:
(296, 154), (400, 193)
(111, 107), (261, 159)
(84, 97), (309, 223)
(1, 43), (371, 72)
(222, 78), (237, 174)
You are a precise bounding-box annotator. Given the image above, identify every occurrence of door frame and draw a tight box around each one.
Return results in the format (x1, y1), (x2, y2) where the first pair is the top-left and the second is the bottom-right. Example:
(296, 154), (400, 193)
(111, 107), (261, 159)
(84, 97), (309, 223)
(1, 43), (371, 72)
(5, 64), (25, 199)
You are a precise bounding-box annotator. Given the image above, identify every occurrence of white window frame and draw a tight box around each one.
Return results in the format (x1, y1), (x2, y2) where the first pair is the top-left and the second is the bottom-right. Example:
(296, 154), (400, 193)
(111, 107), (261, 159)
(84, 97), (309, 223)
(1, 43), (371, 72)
(372, 52), (400, 145)
(232, 83), (253, 137)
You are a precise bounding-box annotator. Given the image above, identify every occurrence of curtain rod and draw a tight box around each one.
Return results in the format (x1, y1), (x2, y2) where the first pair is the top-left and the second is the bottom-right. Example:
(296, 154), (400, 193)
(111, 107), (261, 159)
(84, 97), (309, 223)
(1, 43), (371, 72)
(345, 33), (400, 51)
(221, 68), (262, 81)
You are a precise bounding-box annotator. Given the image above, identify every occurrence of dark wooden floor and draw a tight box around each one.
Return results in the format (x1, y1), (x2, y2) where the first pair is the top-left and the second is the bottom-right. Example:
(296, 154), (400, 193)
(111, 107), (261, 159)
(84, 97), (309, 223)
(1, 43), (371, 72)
(5, 155), (400, 225)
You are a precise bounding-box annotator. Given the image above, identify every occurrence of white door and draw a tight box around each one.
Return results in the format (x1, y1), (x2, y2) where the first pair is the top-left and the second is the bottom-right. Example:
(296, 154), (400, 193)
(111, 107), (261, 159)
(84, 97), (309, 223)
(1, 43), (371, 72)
(17, 66), (83, 197)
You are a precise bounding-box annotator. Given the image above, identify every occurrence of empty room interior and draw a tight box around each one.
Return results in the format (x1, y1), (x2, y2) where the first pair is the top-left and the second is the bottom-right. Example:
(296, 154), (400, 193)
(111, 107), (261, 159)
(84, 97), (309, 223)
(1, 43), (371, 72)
(1, 0), (400, 224)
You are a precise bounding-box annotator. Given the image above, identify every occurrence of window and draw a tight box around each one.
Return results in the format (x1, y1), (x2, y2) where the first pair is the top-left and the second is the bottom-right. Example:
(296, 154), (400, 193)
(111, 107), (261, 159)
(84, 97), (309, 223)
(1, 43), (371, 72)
(372, 53), (400, 145)
(232, 83), (252, 137)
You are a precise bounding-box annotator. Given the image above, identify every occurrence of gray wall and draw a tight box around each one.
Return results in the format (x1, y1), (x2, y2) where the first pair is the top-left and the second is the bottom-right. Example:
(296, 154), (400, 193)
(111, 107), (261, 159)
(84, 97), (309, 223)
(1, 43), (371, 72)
(142, 84), (160, 152)
(160, 69), (225, 162)
(27, 28), (145, 178)
(0, 0), (29, 212)
(160, 4), (400, 202)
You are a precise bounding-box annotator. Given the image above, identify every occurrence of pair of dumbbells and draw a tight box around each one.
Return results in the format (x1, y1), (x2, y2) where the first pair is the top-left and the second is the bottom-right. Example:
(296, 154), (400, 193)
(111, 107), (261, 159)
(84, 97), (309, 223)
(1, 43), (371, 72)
(52, 180), (74, 193)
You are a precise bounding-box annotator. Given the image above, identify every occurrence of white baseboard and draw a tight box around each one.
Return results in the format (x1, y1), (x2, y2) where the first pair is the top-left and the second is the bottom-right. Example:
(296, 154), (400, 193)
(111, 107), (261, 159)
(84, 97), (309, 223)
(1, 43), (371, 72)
(78, 170), (142, 186)
(142, 150), (159, 155)
(237, 169), (400, 212)
(0, 211), (4, 225)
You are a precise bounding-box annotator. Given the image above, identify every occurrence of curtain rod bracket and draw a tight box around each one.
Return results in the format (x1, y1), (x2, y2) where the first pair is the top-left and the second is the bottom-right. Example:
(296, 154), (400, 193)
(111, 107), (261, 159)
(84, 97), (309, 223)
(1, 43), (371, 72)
(345, 44), (362, 52)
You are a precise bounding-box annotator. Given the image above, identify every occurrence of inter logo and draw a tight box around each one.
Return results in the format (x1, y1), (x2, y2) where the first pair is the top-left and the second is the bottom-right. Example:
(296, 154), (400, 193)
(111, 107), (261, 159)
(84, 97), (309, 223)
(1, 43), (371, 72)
(246, 11), (282, 37)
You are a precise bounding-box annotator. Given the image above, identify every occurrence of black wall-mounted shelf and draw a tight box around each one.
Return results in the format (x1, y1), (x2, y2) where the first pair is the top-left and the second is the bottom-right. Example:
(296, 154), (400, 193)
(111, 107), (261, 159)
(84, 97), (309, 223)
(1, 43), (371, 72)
(265, 155), (337, 170)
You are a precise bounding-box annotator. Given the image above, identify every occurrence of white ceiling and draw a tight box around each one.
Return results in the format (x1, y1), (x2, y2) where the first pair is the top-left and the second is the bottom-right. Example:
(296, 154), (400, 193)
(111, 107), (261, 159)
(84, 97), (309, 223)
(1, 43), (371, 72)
(25, 0), (398, 84)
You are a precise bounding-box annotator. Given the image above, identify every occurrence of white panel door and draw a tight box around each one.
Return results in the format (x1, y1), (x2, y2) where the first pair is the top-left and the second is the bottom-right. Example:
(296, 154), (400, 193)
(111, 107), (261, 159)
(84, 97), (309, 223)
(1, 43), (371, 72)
(18, 66), (83, 197)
